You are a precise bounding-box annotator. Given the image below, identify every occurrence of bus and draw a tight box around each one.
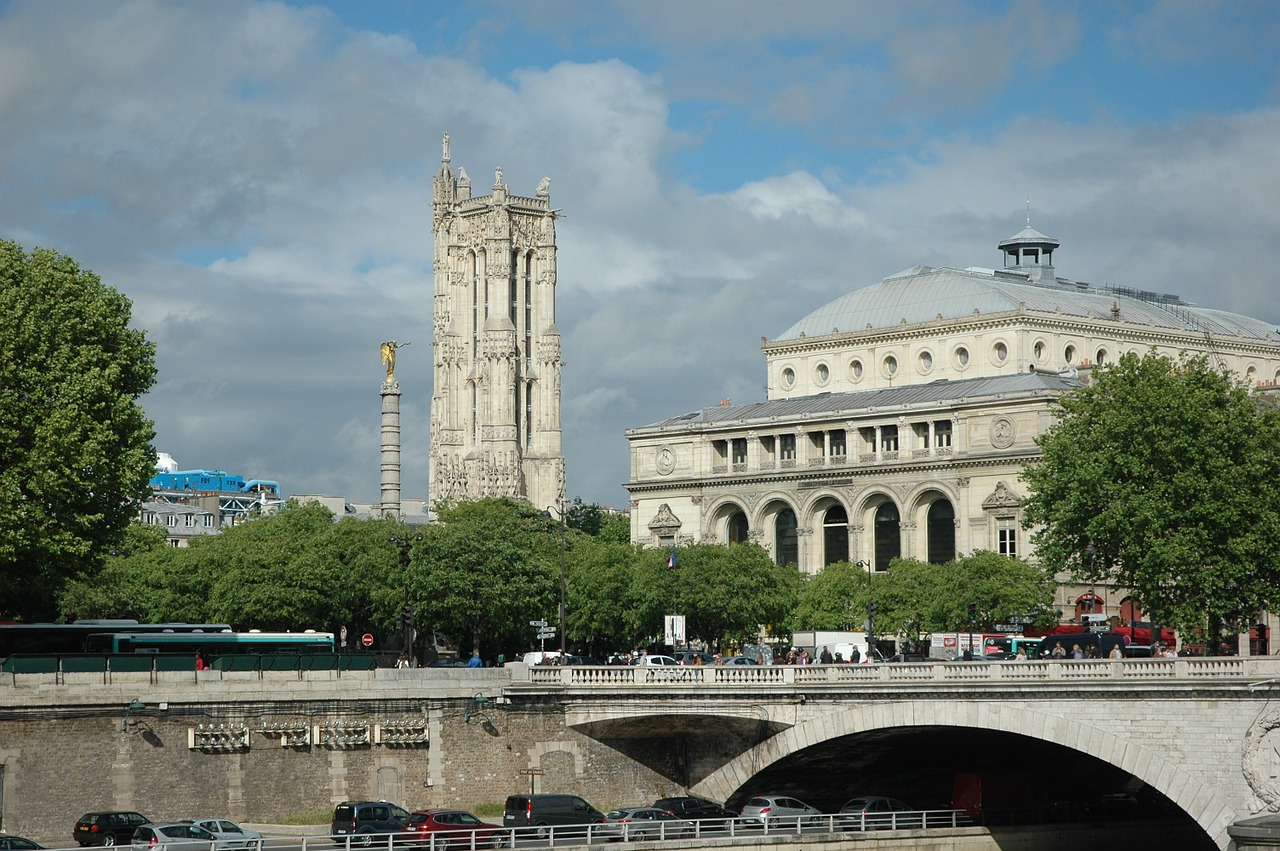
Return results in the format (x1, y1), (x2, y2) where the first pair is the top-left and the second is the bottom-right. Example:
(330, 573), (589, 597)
(0, 620), (233, 660)
(84, 630), (336, 656)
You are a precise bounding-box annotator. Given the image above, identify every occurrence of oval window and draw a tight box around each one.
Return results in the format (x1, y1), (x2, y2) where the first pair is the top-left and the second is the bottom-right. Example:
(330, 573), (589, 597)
(884, 355), (898, 377)
(850, 359), (864, 381)
(994, 342), (1008, 363)
(1034, 341), (1045, 361)
(918, 351), (933, 372)
(816, 363), (829, 383)
(1096, 349), (1107, 366)
(1065, 345), (1076, 363)
(782, 367), (795, 388)
(955, 346), (970, 368)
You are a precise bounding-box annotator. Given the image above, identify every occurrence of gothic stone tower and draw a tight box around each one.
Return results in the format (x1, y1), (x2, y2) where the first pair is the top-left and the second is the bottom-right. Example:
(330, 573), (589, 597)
(428, 134), (566, 510)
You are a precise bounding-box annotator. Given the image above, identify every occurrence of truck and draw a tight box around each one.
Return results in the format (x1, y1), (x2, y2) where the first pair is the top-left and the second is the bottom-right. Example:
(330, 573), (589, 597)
(789, 630), (877, 662)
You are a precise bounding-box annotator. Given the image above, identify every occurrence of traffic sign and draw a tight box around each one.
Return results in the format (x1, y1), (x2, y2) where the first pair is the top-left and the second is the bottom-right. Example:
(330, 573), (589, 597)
(340, 626), (348, 642)
(361, 633), (374, 647)
(536, 630), (556, 639)
(530, 620), (548, 627)
(518, 769), (545, 776)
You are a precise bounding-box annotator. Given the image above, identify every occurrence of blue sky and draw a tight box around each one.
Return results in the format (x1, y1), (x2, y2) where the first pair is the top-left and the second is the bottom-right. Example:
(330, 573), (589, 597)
(2, 0), (1279, 509)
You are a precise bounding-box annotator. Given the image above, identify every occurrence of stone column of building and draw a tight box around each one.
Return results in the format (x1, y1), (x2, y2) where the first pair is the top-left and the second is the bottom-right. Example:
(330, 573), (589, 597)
(428, 133), (566, 510)
(380, 377), (402, 519)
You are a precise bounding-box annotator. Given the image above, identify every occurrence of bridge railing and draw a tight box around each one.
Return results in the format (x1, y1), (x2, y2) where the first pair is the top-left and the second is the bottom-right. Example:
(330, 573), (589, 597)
(520, 657), (1270, 687)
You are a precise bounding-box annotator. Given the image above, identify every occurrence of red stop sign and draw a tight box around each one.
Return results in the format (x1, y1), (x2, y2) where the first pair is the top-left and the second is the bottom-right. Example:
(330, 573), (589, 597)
(361, 633), (374, 647)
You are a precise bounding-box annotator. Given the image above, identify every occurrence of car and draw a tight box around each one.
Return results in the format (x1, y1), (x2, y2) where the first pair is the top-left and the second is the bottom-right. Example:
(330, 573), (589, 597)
(75, 812), (152, 847)
(563, 655), (605, 666)
(738, 795), (822, 829)
(672, 650), (714, 666)
(187, 820), (263, 849)
(720, 656), (759, 666)
(651, 796), (736, 826)
(330, 801), (410, 844)
(402, 809), (506, 848)
(502, 794), (605, 840)
(598, 808), (695, 841)
(837, 796), (918, 830)
(0, 836), (44, 850)
(426, 657), (467, 668)
(629, 655), (679, 666)
(130, 823), (219, 851)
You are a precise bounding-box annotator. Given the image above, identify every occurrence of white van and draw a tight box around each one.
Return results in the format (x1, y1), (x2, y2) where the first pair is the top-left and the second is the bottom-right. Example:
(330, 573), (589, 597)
(521, 651), (565, 665)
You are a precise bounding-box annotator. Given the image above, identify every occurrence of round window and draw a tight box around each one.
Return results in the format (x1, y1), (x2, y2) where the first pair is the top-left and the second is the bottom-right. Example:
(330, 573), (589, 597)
(850, 359), (864, 381)
(955, 346), (970, 368)
(1034, 341), (1045, 361)
(918, 351), (933, 372)
(1096, 349), (1107, 366)
(816, 363), (830, 383)
(884, 355), (898, 377)
(1065, 345), (1077, 363)
(782, 367), (795, 388)
(993, 342), (1008, 363)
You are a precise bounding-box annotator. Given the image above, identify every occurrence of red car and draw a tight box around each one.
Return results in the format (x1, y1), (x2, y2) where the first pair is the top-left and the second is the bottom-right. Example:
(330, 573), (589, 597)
(402, 810), (506, 849)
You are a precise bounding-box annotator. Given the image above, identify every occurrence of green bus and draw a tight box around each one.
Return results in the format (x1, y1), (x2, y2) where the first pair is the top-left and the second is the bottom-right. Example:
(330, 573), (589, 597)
(85, 630), (335, 655)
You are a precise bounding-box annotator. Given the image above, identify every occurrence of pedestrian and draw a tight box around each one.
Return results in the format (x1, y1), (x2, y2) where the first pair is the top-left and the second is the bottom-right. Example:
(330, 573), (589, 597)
(1070, 643), (1083, 659)
(1051, 643), (1067, 659)
(466, 651), (482, 668)
(1015, 647), (1027, 660)
(195, 649), (209, 671)
(786, 648), (798, 665)
(1109, 644), (1123, 660)
(713, 653), (723, 666)
(395, 653), (410, 669)
(849, 646), (861, 664)
(819, 646), (833, 665)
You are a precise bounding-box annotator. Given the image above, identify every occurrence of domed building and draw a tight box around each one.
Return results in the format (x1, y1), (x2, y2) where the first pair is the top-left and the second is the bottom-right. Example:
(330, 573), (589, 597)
(624, 225), (1280, 626)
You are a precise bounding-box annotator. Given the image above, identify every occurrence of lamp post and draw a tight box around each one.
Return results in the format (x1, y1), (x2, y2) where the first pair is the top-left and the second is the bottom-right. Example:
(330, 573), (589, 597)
(544, 504), (568, 656)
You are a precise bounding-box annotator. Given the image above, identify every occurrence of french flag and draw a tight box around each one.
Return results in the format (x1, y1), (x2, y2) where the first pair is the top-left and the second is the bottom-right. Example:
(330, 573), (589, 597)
(667, 550), (678, 571)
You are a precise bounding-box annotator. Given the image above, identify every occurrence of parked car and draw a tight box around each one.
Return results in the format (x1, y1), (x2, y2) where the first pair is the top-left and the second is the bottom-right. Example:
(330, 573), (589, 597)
(738, 795), (822, 829)
(563, 655), (605, 666)
(502, 794), (605, 839)
(75, 812), (151, 847)
(0, 837), (44, 850)
(187, 820), (263, 849)
(838, 796), (918, 830)
(426, 657), (467, 668)
(672, 650), (714, 666)
(130, 823), (219, 851)
(652, 796), (736, 823)
(598, 808), (694, 841)
(402, 809), (505, 848)
(330, 801), (410, 843)
(720, 656), (759, 666)
(629, 655), (679, 666)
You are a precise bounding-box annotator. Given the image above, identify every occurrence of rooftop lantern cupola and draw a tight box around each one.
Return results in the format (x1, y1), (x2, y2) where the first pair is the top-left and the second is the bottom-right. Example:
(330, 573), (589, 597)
(998, 211), (1060, 284)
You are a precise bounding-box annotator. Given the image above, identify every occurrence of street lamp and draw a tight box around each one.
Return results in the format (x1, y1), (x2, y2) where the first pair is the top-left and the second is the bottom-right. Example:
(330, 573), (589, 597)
(543, 504), (568, 656)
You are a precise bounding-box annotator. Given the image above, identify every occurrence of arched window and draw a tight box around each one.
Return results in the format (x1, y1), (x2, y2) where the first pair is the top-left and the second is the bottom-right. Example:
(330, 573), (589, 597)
(775, 509), (798, 567)
(926, 500), (956, 564)
(727, 511), (749, 545)
(823, 505), (849, 566)
(873, 503), (900, 572)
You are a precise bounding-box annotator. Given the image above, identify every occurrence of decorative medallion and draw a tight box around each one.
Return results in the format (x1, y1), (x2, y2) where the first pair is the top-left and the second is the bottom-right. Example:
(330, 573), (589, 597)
(655, 445), (676, 476)
(1242, 708), (1280, 810)
(990, 416), (1016, 449)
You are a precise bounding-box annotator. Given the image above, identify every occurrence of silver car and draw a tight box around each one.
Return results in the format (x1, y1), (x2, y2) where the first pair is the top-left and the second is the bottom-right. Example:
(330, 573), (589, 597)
(130, 824), (218, 851)
(187, 821), (263, 849)
(598, 808), (694, 841)
(738, 795), (822, 829)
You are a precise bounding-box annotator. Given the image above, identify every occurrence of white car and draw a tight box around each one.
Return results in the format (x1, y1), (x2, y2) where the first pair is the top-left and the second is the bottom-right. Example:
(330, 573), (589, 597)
(738, 795), (823, 829)
(131, 823), (219, 851)
(188, 820), (263, 849)
(630, 655), (679, 666)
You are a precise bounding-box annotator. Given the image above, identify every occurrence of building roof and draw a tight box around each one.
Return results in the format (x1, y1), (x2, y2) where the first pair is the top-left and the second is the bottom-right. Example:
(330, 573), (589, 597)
(633, 371), (1080, 432)
(774, 259), (1278, 344)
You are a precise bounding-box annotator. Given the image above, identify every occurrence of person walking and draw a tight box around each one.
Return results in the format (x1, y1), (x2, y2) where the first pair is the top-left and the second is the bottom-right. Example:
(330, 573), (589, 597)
(466, 650), (483, 668)
(819, 646), (833, 664)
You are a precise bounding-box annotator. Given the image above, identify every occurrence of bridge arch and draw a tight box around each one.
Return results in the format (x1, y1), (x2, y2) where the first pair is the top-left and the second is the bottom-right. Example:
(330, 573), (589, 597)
(691, 699), (1233, 848)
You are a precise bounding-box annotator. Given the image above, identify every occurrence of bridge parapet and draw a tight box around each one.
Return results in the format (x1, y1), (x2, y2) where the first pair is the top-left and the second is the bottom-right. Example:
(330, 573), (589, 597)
(515, 657), (1276, 690)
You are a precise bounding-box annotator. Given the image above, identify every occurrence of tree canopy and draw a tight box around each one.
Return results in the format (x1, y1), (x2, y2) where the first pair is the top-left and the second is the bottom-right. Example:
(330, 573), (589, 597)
(1021, 351), (1280, 634)
(0, 240), (157, 620)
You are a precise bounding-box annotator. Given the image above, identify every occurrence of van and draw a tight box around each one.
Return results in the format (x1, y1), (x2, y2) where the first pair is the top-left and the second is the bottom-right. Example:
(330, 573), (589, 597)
(503, 794), (605, 838)
(330, 801), (409, 840)
(1037, 632), (1130, 659)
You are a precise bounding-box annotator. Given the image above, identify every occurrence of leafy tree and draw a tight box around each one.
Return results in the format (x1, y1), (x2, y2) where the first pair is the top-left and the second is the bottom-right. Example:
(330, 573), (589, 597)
(406, 498), (557, 659)
(789, 560), (873, 632)
(0, 240), (157, 620)
(668, 542), (800, 648)
(1021, 352), (1280, 638)
(565, 535), (646, 656)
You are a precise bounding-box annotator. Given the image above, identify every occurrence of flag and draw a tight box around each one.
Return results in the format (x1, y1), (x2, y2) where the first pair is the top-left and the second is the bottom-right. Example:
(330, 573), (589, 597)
(667, 550), (678, 571)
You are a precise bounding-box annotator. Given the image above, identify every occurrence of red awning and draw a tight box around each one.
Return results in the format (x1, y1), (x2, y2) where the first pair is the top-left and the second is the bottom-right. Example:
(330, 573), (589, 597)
(1075, 593), (1105, 605)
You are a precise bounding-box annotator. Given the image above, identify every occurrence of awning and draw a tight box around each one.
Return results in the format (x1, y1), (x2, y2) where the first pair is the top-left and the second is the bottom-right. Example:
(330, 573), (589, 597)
(1075, 592), (1105, 605)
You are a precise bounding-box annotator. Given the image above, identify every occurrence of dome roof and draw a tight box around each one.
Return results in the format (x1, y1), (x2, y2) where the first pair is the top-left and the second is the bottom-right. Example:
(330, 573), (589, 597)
(775, 264), (1277, 342)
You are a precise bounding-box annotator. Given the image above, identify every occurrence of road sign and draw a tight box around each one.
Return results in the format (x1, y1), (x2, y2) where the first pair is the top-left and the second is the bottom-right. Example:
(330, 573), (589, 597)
(361, 633), (374, 647)
(536, 630), (556, 639)
(530, 620), (548, 627)
(340, 626), (348, 642)
(518, 769), (545, 776)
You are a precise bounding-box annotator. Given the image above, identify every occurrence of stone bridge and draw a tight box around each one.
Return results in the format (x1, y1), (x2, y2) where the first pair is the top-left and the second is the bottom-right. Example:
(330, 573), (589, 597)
(3, 659), (1280, 850)
(510, 657), (1280, 849)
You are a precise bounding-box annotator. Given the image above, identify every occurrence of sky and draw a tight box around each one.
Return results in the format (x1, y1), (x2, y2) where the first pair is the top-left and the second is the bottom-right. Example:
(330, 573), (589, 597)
(2, 1), (1279, 511)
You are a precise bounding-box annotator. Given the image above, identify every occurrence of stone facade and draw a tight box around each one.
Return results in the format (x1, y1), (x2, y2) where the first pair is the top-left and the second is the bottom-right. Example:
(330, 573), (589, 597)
(624, 225), (1280, 626)
(428, 134), (565, 511)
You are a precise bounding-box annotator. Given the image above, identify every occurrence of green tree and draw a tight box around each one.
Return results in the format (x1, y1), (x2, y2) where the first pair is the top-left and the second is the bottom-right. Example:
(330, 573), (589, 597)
(0, 240), (157, 620)
(1022, 352), (1280, 637)
(406, 498), (557, 659)
(668, 542), (800, 648)
(790, 561), (873, 631)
